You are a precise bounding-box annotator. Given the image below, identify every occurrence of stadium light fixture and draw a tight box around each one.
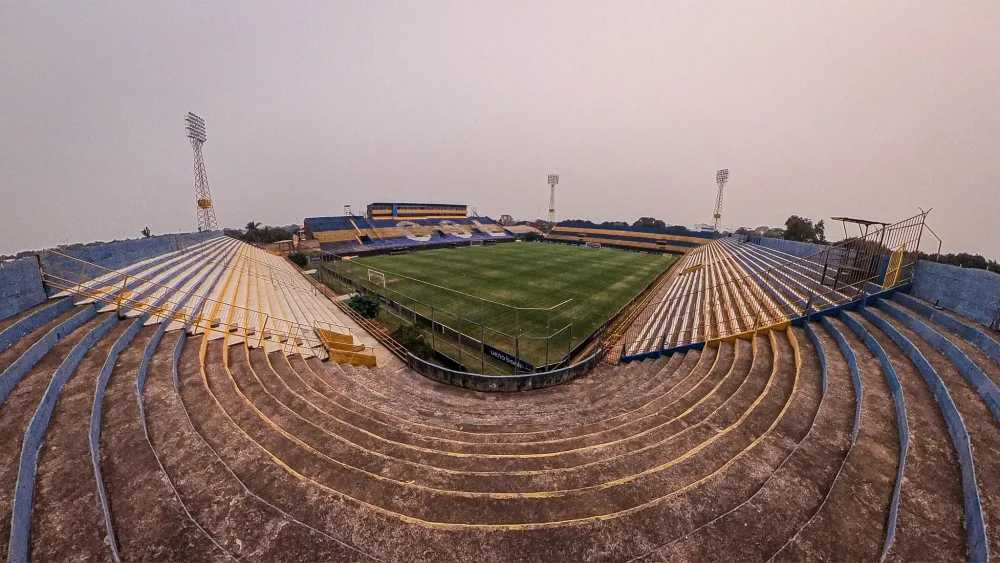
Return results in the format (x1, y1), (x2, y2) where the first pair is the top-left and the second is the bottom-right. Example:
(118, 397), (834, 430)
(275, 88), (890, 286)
(186, 112), (217, 231)
(185, 112), (207, 142)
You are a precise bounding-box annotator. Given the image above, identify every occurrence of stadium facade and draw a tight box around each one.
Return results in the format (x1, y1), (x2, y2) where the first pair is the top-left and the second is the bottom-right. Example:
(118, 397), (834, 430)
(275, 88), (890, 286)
(304, 202), (513, 256)
(4, 208), (1000, 560)
(545, 221), (719, 254)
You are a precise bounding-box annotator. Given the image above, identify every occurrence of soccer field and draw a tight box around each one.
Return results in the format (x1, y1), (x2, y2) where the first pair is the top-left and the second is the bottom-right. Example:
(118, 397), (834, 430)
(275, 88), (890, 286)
(325, 242), (677, 371)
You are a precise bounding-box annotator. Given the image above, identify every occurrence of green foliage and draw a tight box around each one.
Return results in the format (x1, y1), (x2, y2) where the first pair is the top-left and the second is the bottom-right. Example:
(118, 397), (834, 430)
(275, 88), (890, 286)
(913, 251), (999, 271)
(288, 252), (308, 268)
(523, 231), (543, 242)
(632, 217), (667, 229)
(783, 216), (826, 243)
(391, 325), (435, 359)
(560, 219), (598, 228)
(498, 214), (515, 226)
(234, 222), (298, 245)
(347, 293), (380, 319)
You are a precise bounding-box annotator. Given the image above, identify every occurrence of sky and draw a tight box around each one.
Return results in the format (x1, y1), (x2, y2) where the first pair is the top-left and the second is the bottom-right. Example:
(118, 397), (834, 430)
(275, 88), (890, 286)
(2, 2), (998, 257)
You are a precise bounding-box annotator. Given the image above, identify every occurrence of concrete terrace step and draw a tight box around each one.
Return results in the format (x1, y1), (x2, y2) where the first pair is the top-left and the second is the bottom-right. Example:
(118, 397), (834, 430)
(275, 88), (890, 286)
(5, 253), (1000, 562)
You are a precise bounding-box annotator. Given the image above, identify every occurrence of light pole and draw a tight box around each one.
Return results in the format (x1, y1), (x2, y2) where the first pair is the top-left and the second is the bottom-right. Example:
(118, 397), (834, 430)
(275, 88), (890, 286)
(185, 112), (218, 232)
(712, 169), (729, 232)
(547, 174), (559, 224)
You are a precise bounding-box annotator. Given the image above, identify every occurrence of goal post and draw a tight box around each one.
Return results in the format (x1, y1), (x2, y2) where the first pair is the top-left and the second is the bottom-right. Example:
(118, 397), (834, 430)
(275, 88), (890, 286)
(586, 242), (602, 249)
(367, 269), (386, 288)
(470, 240), (484, 247)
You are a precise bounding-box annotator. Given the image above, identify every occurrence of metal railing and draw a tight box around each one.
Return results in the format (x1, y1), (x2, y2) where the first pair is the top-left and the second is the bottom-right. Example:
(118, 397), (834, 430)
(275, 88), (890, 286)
(38, 248), (367, 360)
(318, 260), (575, 376)
(294, 264), (410, 360)
(621, 212), (932, 357)
(591, 256), (683, 365)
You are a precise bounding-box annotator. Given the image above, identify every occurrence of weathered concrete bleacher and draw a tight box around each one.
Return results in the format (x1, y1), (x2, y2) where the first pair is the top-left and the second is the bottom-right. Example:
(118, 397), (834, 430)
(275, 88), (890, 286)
(1, 224), (998, 561)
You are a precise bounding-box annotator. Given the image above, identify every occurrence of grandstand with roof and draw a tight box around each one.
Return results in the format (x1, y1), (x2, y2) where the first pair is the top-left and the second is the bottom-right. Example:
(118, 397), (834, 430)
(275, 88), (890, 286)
(2, 205), (1000, 562)
(546, 221), (718, 254)
(304, 201), (512, 256)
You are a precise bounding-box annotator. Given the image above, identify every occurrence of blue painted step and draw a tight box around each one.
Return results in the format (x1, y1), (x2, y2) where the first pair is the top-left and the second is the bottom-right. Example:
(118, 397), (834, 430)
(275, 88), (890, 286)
(7, 312), (118, 563)
(0, 305), (96, 406)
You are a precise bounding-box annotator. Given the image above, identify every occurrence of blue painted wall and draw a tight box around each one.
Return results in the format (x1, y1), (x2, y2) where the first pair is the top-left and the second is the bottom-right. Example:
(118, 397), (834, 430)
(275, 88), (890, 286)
(747, 236), (827, 258)
(912, 260), (1000, 330)
(39, 231), (222, 291)
(0, 257), (47, 321)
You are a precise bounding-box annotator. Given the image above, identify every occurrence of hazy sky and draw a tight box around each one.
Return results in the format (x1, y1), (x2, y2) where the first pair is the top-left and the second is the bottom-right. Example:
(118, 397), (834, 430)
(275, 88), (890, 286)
(2, 2), (998, 257)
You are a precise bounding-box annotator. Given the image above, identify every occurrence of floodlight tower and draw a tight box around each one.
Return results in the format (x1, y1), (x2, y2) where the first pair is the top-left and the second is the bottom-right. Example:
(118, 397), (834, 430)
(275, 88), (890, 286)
(547, 174), (559, 223)
(712, 169), (729, 232)
(185, 112), (218, 232)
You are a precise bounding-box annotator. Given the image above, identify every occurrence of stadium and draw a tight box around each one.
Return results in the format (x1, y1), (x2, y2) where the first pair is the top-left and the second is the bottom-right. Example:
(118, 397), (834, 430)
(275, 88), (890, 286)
(3, 175), (1000, 562)
(3, 5), (999, 562)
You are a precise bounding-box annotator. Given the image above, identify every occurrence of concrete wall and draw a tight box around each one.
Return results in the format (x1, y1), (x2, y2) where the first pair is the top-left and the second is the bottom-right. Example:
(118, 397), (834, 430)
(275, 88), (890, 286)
(406, 351), (603, 392)
(912, 260), (1000, 329)
(0, 257), (48, 322)
(747, 236), (827, 258)
(39, 231), (222, 291)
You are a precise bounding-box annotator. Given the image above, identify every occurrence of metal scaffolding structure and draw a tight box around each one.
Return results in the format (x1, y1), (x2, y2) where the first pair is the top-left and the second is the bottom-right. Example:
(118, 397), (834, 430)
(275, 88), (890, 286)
(185, 112), (219, 232)
(712, 168), (728, 232)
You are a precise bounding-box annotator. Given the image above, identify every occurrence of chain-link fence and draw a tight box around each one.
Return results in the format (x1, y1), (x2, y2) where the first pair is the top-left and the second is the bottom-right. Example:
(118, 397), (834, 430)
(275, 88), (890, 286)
(318, 260), (574, 375)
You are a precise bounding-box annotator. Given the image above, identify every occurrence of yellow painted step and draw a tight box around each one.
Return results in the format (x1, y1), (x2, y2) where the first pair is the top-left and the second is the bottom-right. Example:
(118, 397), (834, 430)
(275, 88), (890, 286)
(329, 348), (377, 368)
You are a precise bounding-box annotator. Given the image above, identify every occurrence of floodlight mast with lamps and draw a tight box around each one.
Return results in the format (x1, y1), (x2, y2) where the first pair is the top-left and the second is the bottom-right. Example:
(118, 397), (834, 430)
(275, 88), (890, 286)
(185, 112), (218, 232)
(547, 174), (559, 223)
(712, 169), (729, 232)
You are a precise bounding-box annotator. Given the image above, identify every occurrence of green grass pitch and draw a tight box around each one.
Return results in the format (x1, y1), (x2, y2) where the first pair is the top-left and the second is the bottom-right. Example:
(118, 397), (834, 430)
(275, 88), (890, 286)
(328, 242), (677, 369)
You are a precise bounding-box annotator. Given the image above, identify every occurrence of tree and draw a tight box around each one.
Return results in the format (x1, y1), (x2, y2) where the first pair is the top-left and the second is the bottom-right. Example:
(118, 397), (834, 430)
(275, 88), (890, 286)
(911, 251), (999, 271)
(633, 217), (667, 229)
(601, 221), (629, 227)
(524, 231), (543, 242)
(498, 214), (514, 226)
(391, 325), (435, 360)
(734, 227), (753, 236)
(140, 226), (152, 238)
(346, 293), (380, 319)
(288, 252), (308, 268)
(233, 222), (297, 245)
(783, 215), (826, 244)
(560, 219), (598, 228)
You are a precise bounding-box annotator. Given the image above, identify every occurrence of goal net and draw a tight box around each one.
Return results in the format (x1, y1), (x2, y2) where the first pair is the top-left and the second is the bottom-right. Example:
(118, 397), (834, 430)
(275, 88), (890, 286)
(470, 240), (485, 247)
(586, 242), (602, 249)
(367, 269), (387, 287)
